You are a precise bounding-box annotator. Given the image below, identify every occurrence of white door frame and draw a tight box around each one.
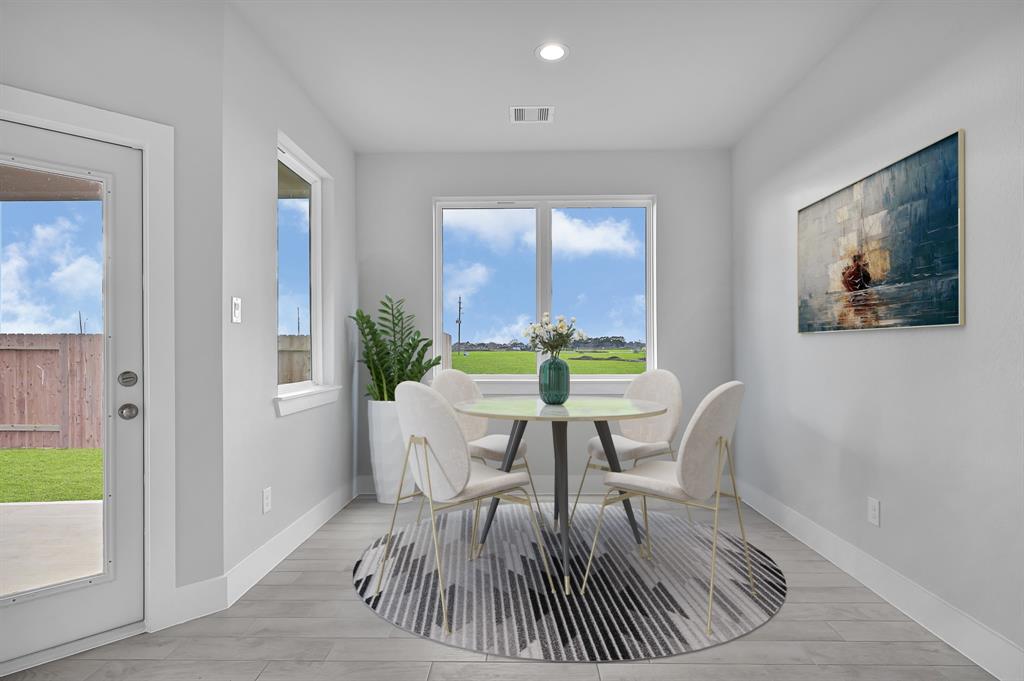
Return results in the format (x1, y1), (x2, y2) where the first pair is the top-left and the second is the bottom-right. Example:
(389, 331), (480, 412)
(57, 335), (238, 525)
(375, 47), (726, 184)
(0, 84), (176, 672)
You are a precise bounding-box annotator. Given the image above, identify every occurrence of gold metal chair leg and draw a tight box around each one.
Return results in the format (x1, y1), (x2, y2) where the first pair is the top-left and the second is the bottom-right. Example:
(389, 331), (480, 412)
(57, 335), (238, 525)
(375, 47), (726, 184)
(705, 439), (726, 635)
(415, 495), (426, 523)
(581, 490), (613, 594)
(421, 443), (451, 634)
(641, 495), (653, 560)
(568, 455), (592, 529)
(375, 438), (414, 596)
(724, 440), (757, 596)
(522, 458), (545, 525)
(685, 505), (693, 523)
(469, 499), (481, 560)
(525, 492), (557, 595)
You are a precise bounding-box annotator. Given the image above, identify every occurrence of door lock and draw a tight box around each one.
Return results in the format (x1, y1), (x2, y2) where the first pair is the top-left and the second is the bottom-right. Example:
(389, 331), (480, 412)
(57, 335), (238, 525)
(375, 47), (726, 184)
(118, 370), (138, 387)
(118, 403), (139, 420)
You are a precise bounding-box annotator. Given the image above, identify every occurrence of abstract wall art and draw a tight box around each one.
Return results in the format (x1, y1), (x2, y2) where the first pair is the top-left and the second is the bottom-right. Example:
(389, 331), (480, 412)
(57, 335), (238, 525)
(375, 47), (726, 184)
(798, 131), (963, 333)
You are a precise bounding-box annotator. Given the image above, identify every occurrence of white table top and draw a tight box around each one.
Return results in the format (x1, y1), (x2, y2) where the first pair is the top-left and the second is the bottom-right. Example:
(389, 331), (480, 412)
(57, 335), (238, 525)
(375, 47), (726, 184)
(453, 396), (667, 422)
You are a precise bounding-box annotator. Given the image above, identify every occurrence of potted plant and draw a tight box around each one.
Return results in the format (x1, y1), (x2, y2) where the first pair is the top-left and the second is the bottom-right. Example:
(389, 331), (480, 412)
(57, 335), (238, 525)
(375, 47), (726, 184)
(351, 296), (440, 503)
(524, 313), (586, 405)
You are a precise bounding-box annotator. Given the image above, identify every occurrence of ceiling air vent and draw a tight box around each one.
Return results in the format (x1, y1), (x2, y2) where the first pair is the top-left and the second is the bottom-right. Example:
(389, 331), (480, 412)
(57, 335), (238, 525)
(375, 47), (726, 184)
(510, 105), (554, 124)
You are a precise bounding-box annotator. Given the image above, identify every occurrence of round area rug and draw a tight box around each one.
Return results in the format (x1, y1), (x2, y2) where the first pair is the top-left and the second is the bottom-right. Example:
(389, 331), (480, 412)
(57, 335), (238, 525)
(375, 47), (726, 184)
(352, 503), (786, 661)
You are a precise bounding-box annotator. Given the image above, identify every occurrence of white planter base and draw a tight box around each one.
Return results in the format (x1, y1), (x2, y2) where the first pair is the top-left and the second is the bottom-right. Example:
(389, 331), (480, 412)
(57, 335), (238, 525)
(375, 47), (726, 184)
(367, 400), (417, 504)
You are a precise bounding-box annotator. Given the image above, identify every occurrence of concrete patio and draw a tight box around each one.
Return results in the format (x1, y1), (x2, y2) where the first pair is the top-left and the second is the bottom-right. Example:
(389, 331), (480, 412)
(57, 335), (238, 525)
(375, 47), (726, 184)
(0, 500), (103, 596)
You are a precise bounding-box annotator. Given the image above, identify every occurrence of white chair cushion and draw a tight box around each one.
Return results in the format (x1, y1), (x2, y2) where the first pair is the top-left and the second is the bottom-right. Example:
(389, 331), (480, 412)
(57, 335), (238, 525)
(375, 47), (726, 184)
(586, 434), (672, 462)
(446, 461), (530, 504)
(468, 434), (528, 462)
(603, 460), (697, 502)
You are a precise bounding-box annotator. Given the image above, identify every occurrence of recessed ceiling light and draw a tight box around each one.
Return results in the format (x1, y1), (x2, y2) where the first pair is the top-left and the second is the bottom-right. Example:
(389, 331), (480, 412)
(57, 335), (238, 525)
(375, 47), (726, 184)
(536, 43), (567, 62)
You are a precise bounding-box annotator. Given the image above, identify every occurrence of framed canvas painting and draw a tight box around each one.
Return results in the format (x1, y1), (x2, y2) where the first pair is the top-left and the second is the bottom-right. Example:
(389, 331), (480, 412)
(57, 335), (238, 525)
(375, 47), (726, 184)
(797, 131), (964, 333)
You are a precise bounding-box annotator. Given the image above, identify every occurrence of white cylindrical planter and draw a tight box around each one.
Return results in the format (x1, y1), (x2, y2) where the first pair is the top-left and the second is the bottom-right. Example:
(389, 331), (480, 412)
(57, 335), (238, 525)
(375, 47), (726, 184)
(367, 400), (416, 504)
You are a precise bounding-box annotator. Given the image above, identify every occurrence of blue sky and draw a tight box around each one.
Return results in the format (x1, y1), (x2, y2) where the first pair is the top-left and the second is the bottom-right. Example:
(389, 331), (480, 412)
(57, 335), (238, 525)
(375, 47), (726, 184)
(442, 206), (646, 345)
(277, 198), (311, 335)
(1, 200), (104, 334)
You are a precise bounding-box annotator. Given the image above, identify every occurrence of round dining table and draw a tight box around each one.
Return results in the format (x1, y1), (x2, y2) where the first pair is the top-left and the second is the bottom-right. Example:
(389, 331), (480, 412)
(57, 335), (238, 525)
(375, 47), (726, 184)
(454, 395), (667, 594)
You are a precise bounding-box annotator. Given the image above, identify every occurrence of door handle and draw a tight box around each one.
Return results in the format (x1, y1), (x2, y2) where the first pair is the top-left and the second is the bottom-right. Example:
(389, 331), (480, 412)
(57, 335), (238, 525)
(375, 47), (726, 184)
(118, 403), (139, 420)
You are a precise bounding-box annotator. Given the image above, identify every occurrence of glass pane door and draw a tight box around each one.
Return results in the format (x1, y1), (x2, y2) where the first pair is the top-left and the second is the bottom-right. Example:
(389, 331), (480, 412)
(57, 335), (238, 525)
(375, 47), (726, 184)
(0, 162), (106, 597)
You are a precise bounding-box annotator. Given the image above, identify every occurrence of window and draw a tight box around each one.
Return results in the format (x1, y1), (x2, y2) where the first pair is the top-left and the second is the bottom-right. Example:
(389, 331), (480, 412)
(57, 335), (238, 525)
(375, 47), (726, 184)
(274, 134), (340, 416)
(434, 197), (654, 385)
(277, 157), (313, 385)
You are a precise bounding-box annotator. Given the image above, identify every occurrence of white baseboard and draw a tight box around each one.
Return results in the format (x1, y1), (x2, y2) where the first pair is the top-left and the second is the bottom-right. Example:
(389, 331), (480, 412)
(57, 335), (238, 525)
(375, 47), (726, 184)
(737, 480), (1024, 681)
(224, 489), (348, 603)
(146, 487), (351, 634)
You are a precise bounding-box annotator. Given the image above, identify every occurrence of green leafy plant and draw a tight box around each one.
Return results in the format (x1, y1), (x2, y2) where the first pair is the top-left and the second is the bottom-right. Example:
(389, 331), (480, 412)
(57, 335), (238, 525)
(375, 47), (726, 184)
(351, 295), (441, 401)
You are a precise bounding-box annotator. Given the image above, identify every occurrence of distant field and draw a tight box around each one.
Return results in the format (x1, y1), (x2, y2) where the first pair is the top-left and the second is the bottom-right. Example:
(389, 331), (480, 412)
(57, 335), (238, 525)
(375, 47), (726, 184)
(452, 350), (646, 375)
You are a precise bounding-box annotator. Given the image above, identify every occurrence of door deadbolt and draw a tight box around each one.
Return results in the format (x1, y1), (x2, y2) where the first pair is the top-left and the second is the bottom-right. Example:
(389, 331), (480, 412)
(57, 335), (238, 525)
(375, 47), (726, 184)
(118, 403), (139, 420)
(118, 370), (138, 387)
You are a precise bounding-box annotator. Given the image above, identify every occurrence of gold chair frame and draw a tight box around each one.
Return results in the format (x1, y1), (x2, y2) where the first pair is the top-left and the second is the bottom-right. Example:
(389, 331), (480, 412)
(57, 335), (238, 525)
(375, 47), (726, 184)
(568, 446), (681, 528)
(580, 436), (757, 635)
(374, 435), (556, 634)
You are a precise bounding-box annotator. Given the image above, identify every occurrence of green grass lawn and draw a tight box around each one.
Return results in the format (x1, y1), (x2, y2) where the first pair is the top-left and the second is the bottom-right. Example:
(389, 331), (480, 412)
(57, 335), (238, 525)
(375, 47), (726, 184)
(0, 448), (103, 503)
(452, 350), (646, 375)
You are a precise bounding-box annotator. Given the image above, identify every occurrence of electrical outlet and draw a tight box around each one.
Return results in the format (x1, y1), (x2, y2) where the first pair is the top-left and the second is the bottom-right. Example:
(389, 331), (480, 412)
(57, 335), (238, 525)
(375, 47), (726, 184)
(262, 486), (272, 514)
(867, 496), (880, 527)
(231, 297), (242, 324)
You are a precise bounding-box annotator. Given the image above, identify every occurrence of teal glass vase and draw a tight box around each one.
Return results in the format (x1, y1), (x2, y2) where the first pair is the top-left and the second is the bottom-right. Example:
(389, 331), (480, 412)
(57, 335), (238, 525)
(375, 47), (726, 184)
(539, 356), (570, 405)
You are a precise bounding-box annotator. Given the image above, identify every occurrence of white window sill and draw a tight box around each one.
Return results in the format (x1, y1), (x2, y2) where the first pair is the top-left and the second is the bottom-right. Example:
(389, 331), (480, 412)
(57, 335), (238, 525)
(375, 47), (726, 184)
(471, 376), (631, 397)
(274, 383), (342, 417)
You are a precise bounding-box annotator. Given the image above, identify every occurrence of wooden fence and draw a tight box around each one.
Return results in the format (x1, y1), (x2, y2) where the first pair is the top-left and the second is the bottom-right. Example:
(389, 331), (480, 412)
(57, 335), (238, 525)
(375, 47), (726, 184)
(0, 334), (103, 449)
(278, 335), (312, 385)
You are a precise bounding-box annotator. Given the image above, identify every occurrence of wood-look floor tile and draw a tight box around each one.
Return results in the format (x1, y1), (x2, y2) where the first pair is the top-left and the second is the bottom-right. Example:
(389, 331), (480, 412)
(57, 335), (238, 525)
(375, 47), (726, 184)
(785, 587), (884, 603)
(257, 660), (430, 680)
(650, 641), (814, 665)
(74, 635), (182, 660)
(740, 619), (843, 641)
(212, 601), (353, 619)
(159, 617), (257, 637)
(166, 637), (334, 661)
(83, 660), (266, 680)
(326, 638), (484, 661)
(777, 603), (909, 621)
(827, 621), (939, 642)
(244, 615), (393, 639)
(803, 641), (973, 666)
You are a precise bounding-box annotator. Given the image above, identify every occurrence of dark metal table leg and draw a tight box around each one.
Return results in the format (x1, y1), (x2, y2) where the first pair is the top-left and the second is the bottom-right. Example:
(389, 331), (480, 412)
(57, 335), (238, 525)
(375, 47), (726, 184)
(595, 420), (645, 545)
(552, 420), (570, 594)
(477, 419), (527, 546)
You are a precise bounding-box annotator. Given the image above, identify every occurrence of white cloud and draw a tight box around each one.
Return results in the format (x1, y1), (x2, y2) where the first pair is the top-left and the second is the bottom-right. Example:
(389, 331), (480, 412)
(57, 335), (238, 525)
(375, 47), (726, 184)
(50, 255), (103, 299)
(279, 199), (310, 232)
(479, 313), (532, 344)
(1, 242), (79, 333)
(444, 261), (491, 307)
(551, 209), (641, 258)
(576, 292), (588, 305)
(442, 209), (534, 252)
(632, 293), (645, 314)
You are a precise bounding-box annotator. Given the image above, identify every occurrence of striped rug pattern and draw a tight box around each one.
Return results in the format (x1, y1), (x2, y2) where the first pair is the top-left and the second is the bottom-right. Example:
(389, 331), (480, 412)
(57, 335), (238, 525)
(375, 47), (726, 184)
(352, 503), (787, 661)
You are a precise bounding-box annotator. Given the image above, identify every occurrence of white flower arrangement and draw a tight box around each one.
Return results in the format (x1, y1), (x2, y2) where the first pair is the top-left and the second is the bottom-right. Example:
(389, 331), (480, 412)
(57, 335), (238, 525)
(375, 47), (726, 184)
(523, 313), (587, 358)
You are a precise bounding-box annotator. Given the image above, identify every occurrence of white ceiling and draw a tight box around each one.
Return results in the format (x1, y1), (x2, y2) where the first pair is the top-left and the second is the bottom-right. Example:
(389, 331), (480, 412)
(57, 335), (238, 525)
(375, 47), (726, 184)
(234, 1), (877, 153)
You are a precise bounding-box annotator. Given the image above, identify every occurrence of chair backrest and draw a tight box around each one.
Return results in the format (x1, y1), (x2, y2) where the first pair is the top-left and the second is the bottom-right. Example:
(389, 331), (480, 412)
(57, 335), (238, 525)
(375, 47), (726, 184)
(620, 369), (684, 444)
(674, 381), (745, 500)
(395, 381), (471, 502)
(431, 369), (488, 442)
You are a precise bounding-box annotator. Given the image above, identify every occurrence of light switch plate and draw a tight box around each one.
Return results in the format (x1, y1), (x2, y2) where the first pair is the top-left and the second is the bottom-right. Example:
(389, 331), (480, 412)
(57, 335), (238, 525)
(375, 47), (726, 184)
(231, 297), (242, 324)
(867, 496), (880, 527)
(262, 486), (272, 514)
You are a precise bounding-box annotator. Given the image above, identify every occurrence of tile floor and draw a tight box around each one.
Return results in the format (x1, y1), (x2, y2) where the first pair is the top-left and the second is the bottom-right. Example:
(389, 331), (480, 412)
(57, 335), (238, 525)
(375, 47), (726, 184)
(6, 496), (995, 680)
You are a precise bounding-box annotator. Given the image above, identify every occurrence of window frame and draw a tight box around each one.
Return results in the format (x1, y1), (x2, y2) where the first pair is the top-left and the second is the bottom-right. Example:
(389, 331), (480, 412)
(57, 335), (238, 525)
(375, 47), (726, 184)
(274, 132), (340, 415)
(432, 195), (657, 395)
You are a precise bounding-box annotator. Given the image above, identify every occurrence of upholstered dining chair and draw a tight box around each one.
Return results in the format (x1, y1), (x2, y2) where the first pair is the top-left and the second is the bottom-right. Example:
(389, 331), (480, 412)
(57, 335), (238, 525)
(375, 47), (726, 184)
(569, 368), (683, 526)
(580, 380), (755, 635)
(432, 369), (542, 513)
(375, 381), (555, 634)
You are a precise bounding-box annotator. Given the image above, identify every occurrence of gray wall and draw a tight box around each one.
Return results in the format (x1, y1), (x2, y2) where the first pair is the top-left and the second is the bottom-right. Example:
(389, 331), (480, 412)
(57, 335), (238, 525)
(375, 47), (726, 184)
(355, 150), (734, 492)
(221, 9), (358, 570)
(731, 0), (1024, 648)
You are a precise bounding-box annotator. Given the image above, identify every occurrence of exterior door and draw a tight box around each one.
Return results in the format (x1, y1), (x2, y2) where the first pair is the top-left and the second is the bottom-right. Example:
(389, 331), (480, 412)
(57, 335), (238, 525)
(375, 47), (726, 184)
(0, 119), (144, 663)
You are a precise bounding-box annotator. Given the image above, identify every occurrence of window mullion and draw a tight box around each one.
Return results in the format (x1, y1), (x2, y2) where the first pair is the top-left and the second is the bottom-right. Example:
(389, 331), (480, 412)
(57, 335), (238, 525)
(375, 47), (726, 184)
(536, 203), (552, 372)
